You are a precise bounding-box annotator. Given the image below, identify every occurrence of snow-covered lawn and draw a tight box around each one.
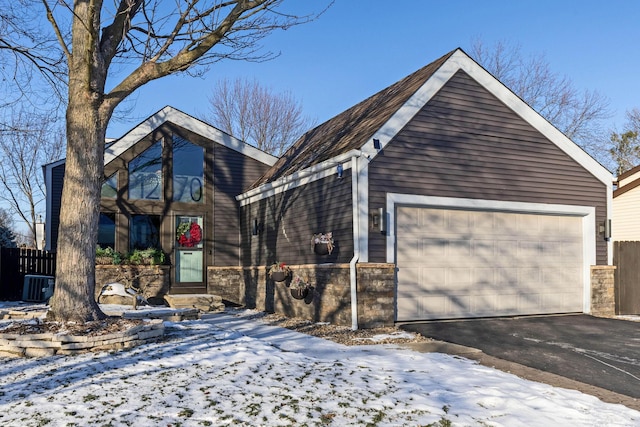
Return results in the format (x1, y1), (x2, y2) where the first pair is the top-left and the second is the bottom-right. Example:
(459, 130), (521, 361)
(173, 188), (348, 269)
(1, 308), (638, 426)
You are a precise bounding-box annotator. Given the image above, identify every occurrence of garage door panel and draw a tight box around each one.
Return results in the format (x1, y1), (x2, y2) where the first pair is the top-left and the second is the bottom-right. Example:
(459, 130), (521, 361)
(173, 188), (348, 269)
(473, 267), (495, 285)
(494, 212), (517, 236)
(447, 240), (472, 259)
(495, 240), (518, 261)
(472, 240), (495, 259)
(447, 210), (471, 231)
(543, 267), (581, 285)
(415, 267), (445, 287)
(396, 206), (584, 321)
(562, 241), (582, 258)
(518, 267), (542, 285)
(421, 239), (447, 260)
(495, 267), (518, 285)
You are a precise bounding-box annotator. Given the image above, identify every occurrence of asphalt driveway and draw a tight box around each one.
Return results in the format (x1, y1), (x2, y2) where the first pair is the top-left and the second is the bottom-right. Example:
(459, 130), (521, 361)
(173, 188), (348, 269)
(400, 315), (640, 399)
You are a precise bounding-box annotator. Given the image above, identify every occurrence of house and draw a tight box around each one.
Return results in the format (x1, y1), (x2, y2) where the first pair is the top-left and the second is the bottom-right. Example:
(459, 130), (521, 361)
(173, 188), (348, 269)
(44, 107), (277, 295)
(223, 48), (613, 327)
(45, 49), (614, 327)
(612, 165), (640, 241)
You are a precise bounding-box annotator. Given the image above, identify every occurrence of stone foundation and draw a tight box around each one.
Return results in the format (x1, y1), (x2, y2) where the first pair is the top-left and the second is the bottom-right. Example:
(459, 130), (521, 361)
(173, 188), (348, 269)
(95, 265), (170, 305)
(591, 265), (616, 317)
(208, 263), (395, 328)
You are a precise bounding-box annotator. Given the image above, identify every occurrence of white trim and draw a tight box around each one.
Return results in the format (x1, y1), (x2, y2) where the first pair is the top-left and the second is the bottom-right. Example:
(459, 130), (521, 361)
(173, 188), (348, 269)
(104, 106), (277, 167)
(363, 49), (612, 187)
(236, 150), (362, 206)
(356, 156), (370, 262)
(349, 156), (360, 330)
(386, 194), (596, 314)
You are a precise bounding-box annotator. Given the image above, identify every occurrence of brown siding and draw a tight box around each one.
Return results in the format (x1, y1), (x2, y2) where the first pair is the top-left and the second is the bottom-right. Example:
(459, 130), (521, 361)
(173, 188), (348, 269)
(242, 174), (354, 267)
(369, 70), (608, 264)
(212, 142), (270, 266)
(99, 122), (271, 267)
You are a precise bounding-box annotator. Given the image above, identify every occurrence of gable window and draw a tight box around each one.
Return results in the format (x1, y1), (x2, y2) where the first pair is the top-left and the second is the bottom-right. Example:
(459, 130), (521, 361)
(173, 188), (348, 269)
(130, 214), (160, 250)
(173, 136), (204, 203)
(129, 140), (162, 200)
(101, 173), (118, 198)
(97, 212), (116, 249)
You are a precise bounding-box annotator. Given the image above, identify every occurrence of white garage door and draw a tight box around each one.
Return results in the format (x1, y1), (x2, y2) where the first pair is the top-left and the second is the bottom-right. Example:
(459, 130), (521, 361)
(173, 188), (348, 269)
(396, 206), (584, 321)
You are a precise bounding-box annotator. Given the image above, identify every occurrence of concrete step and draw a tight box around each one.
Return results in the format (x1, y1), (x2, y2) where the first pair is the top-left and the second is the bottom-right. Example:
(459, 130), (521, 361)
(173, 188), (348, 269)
(164, 294), (225, 313)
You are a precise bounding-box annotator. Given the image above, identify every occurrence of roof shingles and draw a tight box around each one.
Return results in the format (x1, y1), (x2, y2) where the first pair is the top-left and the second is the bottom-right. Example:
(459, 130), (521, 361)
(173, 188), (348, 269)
(250, 49), (457, 188)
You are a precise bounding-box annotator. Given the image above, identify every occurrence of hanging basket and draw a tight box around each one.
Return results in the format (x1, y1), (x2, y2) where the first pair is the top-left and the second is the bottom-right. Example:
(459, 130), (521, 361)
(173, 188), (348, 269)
(270, 271), (288, 283)
(311, 232), (334, 255)
(290, 287), (309, 300)
(314, 243), (330, 255)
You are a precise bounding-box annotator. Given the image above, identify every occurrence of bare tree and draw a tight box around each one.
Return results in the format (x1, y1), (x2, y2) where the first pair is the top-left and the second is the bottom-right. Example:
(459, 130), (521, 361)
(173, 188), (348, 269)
(470, 40), (611, 165)
(204, 77), (314, 155)
(0, 108), (64, 247)
(609, 108), (640, 175)
(1, 0), (329, 322)
(626, 108), (640, 132)
(609, 130), (639, 176)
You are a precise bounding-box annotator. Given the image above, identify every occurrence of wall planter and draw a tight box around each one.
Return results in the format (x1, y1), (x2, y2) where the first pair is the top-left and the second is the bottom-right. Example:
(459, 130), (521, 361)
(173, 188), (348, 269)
(268, 262), (291, 283)
(311, 232), (334, 255)
(290, 287), (309, 300)
(270, 271), (288, 283)
(289, 275), (311, 300)
(313, 243), (330, 255)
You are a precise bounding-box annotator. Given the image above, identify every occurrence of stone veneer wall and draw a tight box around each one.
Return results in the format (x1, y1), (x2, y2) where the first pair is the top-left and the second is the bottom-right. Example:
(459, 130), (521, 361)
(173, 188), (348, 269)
(590, 265), (616, 317)
(207, 263), (395, 328)
(95, 265), (171, 304)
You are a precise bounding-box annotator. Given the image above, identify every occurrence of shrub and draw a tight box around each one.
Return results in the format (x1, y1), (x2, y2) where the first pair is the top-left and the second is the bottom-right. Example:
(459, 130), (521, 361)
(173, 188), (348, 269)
(96, 246), (122, 265)
(96, 247), (166, 265)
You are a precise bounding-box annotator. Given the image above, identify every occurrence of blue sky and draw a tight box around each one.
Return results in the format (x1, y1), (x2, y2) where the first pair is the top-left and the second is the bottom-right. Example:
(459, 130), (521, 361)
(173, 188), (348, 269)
(110, 1), (640, 141)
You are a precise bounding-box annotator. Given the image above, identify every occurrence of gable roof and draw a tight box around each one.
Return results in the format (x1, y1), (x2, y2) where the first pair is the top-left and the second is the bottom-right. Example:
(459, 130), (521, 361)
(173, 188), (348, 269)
(248, 48), (611, 192)
(250, 50), (455, 188)
(105, 106), (277, 167)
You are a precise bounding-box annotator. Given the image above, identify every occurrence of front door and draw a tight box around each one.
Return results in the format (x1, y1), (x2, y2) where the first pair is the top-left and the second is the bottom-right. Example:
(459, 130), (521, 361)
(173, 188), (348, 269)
(174, 215), (205, 293)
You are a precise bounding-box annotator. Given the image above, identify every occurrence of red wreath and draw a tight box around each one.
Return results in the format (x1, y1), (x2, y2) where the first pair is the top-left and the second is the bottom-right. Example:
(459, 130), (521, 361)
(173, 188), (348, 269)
(177, 222), (202, 247)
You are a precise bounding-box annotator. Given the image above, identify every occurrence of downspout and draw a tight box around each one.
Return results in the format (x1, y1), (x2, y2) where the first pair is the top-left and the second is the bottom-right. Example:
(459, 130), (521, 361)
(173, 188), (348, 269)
(350, 155), (360, 330)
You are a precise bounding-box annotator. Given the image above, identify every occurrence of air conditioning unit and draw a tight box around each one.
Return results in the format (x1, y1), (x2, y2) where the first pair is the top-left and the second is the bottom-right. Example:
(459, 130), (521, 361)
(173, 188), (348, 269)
(22, 275), (55, 302)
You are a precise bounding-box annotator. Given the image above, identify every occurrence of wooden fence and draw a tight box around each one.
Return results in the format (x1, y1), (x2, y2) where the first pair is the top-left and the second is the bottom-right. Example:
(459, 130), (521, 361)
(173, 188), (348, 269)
(0, 247), (56, 300)
(613, 241), (640, 315)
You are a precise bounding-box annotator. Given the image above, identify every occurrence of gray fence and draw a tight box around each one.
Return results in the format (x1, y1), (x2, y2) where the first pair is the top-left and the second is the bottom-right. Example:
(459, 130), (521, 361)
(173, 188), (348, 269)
(613, 241), (640, 315)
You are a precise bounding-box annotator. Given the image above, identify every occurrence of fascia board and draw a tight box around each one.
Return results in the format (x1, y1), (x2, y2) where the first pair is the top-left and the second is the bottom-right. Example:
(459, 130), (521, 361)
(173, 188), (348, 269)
(362, 49), (612, 188)
(104, 106), (277, 167)
(237, 150), (362, 206)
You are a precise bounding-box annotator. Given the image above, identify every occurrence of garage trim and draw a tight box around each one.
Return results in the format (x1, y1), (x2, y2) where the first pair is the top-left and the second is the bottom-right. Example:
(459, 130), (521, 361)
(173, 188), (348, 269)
(386, 194), (596, 314)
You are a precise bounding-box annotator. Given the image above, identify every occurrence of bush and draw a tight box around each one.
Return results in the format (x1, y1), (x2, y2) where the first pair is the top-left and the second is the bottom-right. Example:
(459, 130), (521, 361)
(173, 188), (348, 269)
(96, 246), (166, 265)
(96, 246), (122, 265)
(126, 248), (166, 265)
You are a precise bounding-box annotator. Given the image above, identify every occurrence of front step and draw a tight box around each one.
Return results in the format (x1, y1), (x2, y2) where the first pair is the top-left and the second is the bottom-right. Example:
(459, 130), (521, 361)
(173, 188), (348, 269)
(164, 294), (225, 313)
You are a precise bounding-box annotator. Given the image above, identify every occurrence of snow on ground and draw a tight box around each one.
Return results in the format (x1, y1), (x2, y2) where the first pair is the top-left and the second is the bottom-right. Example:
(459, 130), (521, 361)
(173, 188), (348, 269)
(0, 306), (639, 426)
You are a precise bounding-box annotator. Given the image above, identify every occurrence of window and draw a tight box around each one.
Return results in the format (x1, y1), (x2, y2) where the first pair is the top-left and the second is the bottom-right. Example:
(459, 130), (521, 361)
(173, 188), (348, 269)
(173, 136), (204, 203)
(97, 212), (116, 249)
(130, 215), (161, 250)
(129, 140), (162, 200)
(101, 174), (118, 198)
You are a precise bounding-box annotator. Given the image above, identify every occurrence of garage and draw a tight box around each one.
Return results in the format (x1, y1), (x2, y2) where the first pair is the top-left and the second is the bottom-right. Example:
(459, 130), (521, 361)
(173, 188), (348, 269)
(396, 205), (586, 321)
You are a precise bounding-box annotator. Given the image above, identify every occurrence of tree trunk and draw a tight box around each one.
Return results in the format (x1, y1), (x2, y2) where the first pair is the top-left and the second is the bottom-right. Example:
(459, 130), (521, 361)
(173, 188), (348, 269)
(47, 96), (107, 322)
(46, 0), (109, 322)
